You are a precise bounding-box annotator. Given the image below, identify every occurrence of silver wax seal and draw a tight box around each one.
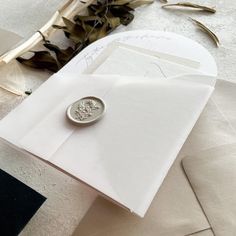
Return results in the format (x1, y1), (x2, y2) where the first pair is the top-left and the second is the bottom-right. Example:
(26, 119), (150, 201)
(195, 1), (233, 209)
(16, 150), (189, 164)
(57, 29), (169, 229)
(67, 96), (105, 125)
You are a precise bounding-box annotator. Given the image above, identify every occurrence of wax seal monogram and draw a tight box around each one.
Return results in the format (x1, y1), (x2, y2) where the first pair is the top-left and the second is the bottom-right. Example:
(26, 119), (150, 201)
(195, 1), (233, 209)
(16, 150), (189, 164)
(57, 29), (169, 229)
(67, 96), (105, 125)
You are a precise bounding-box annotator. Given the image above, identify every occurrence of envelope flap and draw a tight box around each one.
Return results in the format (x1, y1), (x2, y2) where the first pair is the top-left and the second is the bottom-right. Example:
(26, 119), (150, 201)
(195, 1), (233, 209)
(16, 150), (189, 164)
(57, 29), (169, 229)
(182, 143), (236, 236)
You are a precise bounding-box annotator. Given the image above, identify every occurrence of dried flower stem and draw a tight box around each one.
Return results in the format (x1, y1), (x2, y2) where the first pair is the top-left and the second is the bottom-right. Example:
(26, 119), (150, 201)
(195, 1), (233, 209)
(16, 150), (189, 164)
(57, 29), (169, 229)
(190, 18), (219, 47)
(162, 2), (216, 13)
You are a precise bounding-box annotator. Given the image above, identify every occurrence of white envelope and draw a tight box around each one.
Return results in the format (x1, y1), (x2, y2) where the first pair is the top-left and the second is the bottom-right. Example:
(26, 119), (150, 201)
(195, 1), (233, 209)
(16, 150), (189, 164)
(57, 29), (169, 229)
(0, 72), (213, 217)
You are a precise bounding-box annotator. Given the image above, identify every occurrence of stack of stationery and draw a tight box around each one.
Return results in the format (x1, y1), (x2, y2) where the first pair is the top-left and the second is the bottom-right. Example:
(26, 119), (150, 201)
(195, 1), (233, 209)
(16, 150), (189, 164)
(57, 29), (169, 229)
(70, 35), (236, 236)
(0, 31), (217, 217)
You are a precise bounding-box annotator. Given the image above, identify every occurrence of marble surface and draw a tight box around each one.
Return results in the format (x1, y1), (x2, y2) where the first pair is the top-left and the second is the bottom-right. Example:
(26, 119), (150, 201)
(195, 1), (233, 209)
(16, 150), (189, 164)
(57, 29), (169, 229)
(0, 0), (235, 235)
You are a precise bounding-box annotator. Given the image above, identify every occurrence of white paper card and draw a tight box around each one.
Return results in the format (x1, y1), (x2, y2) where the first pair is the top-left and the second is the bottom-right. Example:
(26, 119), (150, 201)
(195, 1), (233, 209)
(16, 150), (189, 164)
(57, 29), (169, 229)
(0, 73), (213, 217)
(84, 42), (216, 86)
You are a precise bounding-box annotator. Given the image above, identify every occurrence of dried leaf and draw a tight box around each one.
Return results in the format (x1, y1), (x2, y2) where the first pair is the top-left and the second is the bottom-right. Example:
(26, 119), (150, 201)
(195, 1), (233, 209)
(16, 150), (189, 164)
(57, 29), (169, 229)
(110, 5), (134, 25)
(190, 18), (219, 47)
(97, 22), (109, 39)
(110, 5), (134, 15)
(74, 15), (103, 30)
(87, 29), (101, 43)
(88, 4), (107, 15)
(73, 15), (102, 24)
(162, 2), (216, 13)
(108, 0), (132, 6)
(87, 21), (108, 43)
(44, 43), (74, 66)
(128, 0), (154, 9)
(119, 12), (134, 25)
(107, 17), (121, 28)
(52, 24), (67, 30)
(159, 0), (168, 3)
(61, 17), (87, 44)
(17, 51), (59, 72)
(96, 0), (108, 6)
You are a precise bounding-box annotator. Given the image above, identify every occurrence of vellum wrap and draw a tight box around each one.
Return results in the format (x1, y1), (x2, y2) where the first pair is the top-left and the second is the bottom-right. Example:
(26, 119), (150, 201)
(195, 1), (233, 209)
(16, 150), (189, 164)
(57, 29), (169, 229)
(72, 79), (236, 236)
(0, 73), (213, 217)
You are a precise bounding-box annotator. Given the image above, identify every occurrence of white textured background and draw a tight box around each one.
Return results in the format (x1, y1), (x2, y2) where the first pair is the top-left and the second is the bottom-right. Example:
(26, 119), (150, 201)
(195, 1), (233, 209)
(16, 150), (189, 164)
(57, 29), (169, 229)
(0, 0), (235, 235)
(0, 0), (66, 38)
